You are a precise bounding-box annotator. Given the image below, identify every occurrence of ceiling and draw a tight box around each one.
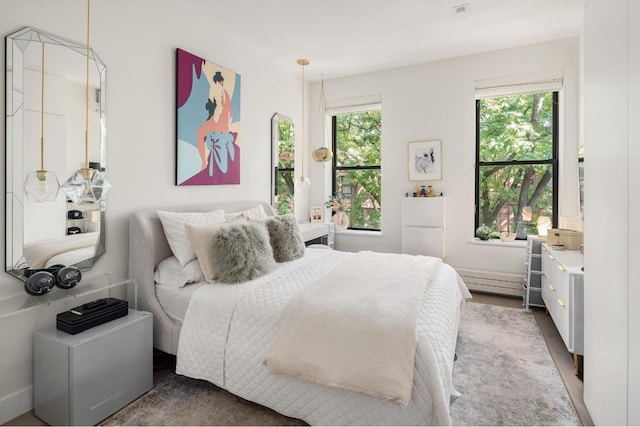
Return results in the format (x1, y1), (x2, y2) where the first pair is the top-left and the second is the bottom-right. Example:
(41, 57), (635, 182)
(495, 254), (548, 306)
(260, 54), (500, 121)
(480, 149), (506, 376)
(212, 0), (586, 81)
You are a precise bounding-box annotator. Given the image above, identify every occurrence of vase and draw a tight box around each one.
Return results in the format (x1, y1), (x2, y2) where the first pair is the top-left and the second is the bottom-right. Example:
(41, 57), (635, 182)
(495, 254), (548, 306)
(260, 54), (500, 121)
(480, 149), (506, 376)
(332, 210), (349, 231)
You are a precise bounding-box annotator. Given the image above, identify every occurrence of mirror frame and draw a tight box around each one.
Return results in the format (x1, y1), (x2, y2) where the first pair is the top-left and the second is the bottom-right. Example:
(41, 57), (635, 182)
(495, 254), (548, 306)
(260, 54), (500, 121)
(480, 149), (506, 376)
(5, 27), (107, 281)
(271, 113), (295, 214)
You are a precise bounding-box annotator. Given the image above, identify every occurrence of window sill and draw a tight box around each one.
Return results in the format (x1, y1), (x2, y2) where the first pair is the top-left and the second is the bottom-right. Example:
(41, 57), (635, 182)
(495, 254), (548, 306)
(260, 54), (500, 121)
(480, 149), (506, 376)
(336, 229), (383, 237)
(470, 238), (526, 248)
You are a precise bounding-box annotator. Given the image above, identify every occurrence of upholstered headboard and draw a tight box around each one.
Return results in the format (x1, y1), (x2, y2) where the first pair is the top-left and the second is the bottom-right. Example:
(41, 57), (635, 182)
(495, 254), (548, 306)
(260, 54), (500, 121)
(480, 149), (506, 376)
(128, 200), (276, 354)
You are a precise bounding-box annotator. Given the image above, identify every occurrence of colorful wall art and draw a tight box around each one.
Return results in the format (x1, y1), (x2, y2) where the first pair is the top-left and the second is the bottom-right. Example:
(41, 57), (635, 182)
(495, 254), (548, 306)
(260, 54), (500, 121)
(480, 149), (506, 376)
(176, 48), (241, 185)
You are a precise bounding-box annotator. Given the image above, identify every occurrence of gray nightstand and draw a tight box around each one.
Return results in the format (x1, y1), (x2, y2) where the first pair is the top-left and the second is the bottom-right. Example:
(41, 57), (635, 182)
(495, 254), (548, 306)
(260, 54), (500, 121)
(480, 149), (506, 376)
(34, 309), (152, 426)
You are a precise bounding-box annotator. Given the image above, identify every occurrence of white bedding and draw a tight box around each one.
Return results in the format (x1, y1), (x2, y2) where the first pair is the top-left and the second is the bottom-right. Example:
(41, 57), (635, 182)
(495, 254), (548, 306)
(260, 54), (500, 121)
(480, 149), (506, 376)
(155, 282), (204, 323)
(175, 248), (471, 426)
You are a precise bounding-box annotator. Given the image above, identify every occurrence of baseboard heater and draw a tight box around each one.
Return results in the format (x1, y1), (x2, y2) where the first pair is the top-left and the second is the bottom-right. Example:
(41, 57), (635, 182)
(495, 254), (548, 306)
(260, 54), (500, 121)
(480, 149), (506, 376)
(455, 267), (523, 297)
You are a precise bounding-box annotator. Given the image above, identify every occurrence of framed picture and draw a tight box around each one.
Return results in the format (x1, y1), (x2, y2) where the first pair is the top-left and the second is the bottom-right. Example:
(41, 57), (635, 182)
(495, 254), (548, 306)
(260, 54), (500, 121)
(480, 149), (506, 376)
(310, 206), (324, 223)
(408, 140), (442, 181)
(176, 48), (241, 186)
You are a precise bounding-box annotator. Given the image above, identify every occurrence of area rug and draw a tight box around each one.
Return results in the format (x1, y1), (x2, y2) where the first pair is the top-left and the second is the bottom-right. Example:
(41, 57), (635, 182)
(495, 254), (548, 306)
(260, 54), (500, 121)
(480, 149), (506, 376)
(103, 302), (579, 426)
(450, 302), (579, 426)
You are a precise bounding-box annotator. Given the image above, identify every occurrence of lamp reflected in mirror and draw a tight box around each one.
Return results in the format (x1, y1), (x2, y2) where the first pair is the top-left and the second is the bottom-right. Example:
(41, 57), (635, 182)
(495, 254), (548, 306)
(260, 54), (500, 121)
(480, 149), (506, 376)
(24, 36), (60, 203)
(61, 0), (111, 204)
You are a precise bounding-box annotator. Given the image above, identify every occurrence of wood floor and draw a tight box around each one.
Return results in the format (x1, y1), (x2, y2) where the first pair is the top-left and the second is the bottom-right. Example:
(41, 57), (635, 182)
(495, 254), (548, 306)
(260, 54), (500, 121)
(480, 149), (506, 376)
(5, 291), (593, 426)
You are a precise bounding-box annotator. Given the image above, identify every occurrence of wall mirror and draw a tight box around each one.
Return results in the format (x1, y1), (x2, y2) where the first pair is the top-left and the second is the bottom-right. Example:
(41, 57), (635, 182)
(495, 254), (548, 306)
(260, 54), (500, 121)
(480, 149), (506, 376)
(271, 113), (295, 214)
(5, 27), (107, 281)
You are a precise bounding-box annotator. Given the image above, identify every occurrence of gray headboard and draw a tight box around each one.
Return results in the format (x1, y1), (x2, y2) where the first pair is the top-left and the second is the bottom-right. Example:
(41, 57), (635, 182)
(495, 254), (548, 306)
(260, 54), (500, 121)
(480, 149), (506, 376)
(128, 200), (276, 354)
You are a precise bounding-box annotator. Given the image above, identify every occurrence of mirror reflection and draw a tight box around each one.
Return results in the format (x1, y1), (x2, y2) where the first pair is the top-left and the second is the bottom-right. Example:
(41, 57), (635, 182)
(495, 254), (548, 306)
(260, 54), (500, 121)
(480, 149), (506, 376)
(5, 27), (107, 280)
(271, 113), (295, 214)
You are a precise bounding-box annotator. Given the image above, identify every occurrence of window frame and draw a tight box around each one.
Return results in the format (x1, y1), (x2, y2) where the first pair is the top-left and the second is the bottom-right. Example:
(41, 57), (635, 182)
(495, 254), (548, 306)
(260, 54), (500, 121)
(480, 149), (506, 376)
(474, 91), (559, 237)
(330, 106), (382, 232)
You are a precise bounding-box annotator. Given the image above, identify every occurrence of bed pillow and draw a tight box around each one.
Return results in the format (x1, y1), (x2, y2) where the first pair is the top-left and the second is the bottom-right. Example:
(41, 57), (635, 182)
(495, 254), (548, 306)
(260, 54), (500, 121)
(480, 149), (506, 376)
(154, 256), (204, 288)
(265, 214), (305, 262)
(204, 222), (276, 284)
(224, 204), (270, 222)
(185, 222), (227, 282)
(157, 209), (225, 266)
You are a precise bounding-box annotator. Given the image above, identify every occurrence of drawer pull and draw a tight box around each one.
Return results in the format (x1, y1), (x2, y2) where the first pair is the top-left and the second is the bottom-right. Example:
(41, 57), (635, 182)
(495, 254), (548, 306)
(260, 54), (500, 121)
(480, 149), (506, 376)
(557, 299), (565, 307)
(557, 265), (565, 272)
(548, 284), (555, 291)
(548, 254), (555, 260)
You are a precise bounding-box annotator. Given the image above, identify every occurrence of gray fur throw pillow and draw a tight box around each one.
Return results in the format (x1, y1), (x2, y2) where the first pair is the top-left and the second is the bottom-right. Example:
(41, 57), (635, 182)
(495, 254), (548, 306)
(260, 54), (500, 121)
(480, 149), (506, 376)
(208, 223), (276, 283)
(265, 214), (305, 262)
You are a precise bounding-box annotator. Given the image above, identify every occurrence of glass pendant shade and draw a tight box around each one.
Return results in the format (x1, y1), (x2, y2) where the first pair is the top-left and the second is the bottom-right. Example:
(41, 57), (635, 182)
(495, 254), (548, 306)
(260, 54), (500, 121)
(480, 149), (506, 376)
(61, 167), (111, 204)
(295, 175), (311, 195)
(24, 170), (60, 202)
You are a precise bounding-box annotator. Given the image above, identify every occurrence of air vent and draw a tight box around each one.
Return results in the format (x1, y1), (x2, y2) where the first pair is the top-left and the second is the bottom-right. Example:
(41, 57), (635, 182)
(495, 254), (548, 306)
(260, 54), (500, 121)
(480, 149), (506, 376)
(453, 4), (468, 14)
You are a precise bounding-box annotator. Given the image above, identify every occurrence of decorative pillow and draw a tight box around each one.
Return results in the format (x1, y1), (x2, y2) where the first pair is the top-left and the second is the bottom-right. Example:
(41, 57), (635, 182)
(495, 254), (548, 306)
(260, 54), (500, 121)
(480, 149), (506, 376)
(208, 222), (276, 283)
(157, 209), (225, 267)
(265, 214), (305, 262)
(154, 256), (204, 288)
(224, 204), (270, 222)
(185, 222), (228, 282)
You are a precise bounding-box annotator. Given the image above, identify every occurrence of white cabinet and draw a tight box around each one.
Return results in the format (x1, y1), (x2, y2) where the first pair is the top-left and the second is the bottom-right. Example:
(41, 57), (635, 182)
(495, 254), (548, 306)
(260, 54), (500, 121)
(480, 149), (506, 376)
(401, 197), (445, 258)
(541, 244), (584, 356)
(34, 310), (153, 426)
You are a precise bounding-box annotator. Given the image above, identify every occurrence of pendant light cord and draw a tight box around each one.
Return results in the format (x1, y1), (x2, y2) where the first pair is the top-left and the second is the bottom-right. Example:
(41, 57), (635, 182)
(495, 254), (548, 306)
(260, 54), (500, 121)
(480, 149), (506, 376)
(84, 0), (91, 171)
(39, 34), (45, 171)
(297, 59), (309, 182)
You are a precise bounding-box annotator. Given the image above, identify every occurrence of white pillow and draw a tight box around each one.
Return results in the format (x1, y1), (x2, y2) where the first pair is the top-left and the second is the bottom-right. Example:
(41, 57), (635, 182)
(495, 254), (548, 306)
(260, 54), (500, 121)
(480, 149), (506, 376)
(154, 256), (204, 288)
(224, 204), (270, 222)
(157, 209), (225, 266)
(185, 222), (229, 282)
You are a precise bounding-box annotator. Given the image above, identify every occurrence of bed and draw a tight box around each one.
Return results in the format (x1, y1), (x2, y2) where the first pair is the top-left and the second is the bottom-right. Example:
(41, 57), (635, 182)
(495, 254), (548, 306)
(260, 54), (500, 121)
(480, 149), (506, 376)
(129, 200), (471, 425)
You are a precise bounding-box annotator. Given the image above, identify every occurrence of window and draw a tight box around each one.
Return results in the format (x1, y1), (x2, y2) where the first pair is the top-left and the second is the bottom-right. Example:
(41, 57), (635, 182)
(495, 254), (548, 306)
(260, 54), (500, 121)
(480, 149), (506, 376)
(274, 118), (295, 214)
(330, 107), (381, 231)
(475, 91), (558, 239)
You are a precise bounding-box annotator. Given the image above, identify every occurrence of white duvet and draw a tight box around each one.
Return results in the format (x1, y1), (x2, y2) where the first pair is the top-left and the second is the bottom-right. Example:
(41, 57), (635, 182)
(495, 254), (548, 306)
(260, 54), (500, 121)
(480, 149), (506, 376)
(176, 248), (471, 426)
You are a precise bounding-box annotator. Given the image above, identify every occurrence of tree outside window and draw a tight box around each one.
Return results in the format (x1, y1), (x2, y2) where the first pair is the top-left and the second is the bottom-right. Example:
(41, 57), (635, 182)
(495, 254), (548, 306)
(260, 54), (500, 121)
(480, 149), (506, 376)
(331, 108), (381, 231)
(275, 120), (295, 214)
(475, 91), (558, 239)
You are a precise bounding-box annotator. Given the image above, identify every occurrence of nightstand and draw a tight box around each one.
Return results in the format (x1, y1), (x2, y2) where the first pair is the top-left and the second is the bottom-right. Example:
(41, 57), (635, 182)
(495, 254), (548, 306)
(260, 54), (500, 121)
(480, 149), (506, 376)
(34, 309), (152, 426)
(298, 222), (335, 248)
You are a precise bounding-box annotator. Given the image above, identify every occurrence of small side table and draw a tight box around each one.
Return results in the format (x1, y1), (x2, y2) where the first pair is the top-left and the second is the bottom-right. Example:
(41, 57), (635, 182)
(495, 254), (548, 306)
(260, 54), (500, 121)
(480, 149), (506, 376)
(34, 309), (152, 426)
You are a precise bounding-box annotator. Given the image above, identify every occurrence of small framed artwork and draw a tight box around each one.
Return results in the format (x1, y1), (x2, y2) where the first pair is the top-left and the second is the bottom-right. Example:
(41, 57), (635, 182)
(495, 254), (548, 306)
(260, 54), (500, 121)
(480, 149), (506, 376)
(408, 140), (442, 181)
(310, 206), (324, 223)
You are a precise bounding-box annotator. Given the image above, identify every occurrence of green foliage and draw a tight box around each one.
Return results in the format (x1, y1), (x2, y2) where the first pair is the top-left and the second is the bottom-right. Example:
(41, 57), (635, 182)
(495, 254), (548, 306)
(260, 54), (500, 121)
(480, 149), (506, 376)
(275, 120), (295, 214)
(477, 92), (555, 234)
(333, 109), (381, 230)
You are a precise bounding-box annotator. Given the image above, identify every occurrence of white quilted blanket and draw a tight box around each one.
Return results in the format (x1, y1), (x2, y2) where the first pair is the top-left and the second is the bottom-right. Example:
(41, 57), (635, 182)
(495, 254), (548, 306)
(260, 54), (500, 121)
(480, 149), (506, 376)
(176, 248), (471, 426)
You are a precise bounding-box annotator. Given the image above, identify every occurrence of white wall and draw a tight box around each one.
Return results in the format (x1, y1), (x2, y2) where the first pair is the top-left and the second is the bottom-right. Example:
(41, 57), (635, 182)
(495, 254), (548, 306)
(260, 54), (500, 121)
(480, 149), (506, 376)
(0, 0), (300, 422)
(307, 38), (581, 277)
(582, 1), (638, 424)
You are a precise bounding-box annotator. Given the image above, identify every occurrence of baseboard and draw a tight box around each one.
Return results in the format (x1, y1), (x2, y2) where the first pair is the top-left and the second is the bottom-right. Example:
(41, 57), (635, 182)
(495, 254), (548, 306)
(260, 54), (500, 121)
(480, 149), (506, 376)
(0, 385), (32, 425)
(455, 267), (523, 297)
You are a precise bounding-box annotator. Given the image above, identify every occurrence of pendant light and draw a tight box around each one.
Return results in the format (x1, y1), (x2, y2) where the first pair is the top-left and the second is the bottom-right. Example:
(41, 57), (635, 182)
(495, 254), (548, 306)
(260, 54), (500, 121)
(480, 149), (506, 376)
(61, 0), (111, 204)
(295, 58), (311, 195)
(311, 74), (333, 163)
(24, 35), (60, 202)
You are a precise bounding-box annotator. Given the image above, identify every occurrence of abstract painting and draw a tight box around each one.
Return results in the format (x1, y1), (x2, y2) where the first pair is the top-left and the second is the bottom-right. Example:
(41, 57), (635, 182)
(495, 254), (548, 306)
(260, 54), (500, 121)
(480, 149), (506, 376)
(176, 48), (241, 185)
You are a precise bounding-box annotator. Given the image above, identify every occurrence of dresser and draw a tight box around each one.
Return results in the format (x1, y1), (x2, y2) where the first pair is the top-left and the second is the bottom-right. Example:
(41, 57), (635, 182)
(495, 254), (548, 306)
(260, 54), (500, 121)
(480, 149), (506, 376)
(541, 243), (584, 373)
(401, 197), (445, 258)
